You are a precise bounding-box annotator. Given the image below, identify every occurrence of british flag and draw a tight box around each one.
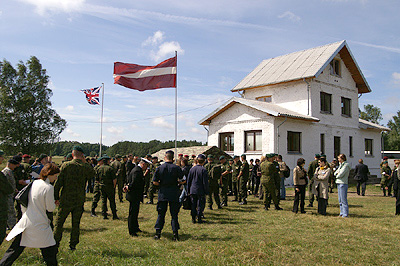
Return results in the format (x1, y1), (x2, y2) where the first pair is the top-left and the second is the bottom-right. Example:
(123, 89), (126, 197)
(81, 86), (101, 105)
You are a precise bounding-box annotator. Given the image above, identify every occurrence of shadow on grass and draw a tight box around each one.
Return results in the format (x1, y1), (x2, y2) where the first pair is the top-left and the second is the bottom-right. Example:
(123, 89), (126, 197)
(87, 248), (147, 259)
(328, 204), (364, 208)
(64, 227), (108, 234)
(201, 212), (255, 224)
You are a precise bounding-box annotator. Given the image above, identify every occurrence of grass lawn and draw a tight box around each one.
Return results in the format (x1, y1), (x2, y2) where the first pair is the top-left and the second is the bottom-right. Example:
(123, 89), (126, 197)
(1, 183), (399, 265)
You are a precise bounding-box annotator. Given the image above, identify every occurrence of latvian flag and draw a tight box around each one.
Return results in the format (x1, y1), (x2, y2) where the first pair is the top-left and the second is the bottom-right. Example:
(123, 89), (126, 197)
(113, 56), (177, 91)
(81, 86), (101, 105)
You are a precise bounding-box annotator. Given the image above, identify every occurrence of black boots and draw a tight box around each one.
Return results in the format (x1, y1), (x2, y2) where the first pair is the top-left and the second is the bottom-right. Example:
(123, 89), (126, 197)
(154, 229), (161, 240)
(173, 231), (179, 241)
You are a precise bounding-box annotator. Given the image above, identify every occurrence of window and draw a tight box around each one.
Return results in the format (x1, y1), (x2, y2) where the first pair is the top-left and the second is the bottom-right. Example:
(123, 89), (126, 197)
(287, 131), (301, 153)
(320, 134), (325, 155)
(334, 136), (341, 158)
(256, 96), (272, 102)
(330, 59), (341, 76)
(219, 132), (234, 152)
(320, 92), (332, 114)
(245, 131), (262, 151)
(341, 97), (351, 117)
(349, 136), (353, 157)
(365, 139), (373, 156)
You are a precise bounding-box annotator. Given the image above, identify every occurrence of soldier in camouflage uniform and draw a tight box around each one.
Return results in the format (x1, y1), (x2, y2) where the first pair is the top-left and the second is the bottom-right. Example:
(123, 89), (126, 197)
(147, 156), (160, 204)
(97, 155), (118, 219)
(2, 159), (19, 229)
(307, 154), (320, 207)
(0, 151), (14, 246)
(54, 146), (95, 251)
(91, 158), (104, 217)
(260, 154), (282, 210)
(238, 154), (249, 205)
(205, 155), (222, 210)
(231, 156), (241, 201)
(381, 161), (392, 197)
(111, 154), (124, 203)
(143, 154), (153, 198)
(220, 156), (231, 207)
(13, 155), (30, 220)
(228, 159), (234, 195)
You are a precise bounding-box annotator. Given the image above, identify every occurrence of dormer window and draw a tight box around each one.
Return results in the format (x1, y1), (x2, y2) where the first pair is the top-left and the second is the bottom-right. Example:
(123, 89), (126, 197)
(256, 96), (272, 102)
(330, 59), (341, 77)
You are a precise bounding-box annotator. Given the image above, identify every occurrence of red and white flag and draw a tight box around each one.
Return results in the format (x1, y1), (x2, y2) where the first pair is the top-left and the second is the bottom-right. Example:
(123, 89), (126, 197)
(113, 56), (177, 91)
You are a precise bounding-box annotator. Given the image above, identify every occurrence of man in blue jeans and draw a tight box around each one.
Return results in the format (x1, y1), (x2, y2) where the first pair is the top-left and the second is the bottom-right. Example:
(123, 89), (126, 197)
(334, 154), (350, 218)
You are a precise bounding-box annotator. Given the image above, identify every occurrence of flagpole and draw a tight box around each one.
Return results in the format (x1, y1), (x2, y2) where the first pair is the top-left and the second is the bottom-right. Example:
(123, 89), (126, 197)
(174, 51), (178, 162)
(100, 83), (105, 157)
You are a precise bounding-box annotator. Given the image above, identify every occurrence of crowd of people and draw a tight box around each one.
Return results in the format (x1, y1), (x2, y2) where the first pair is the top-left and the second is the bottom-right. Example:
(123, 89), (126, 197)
(0, 147), (399, 265)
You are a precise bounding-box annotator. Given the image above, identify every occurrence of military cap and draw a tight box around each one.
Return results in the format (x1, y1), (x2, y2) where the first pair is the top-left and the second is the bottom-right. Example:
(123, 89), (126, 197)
(241, 154), (246, 159)
(115, 154), (121, 158)
(382, 161), (388, 164)
(233, 155), (239, 159)
(320, 154), (326, 158)
(22, 154), (31, 158)
(207, 154), (214, 159)
(100, 154), (110, 161)
(229, 158), (234, 162)
(0, 150), (4, 156)
(122, 155), (127, 159)
(146, 154), (152, 158)
(219, 155), (225, 160)
(152, 156), (158, 160)
(39, 154), (48, 161)
(72, 145), (84, 153)
(184, 155), (189, 158)
(141, 158), (151, 164)
(191, 155), (196, 158)
(8, 159), (19, 165)
(178, 153), (183, 156)
(66, 153), (73, 159)
(383, 156), (388, 160)
(266, 153), (274, 158)
(315, 154), (321, 158)
(197, 154), (206, 160)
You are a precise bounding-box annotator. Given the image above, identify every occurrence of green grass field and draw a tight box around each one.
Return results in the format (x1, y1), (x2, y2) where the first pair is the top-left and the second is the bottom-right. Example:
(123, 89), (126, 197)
(0, 183), (399, 265)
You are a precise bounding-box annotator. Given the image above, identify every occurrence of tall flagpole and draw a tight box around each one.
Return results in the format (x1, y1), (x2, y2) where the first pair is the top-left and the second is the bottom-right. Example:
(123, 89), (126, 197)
(100, 83), (105, 156)
(174, 51), (178, 161)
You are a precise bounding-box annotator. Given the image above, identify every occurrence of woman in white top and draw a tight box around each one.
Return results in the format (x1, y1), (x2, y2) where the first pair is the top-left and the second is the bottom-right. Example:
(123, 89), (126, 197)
(0, 163), (60, 266)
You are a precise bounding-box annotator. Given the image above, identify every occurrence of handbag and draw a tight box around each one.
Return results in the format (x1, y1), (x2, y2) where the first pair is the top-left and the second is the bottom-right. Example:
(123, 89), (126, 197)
(182, 195), (192, 210)
(15, 180), (34, 208)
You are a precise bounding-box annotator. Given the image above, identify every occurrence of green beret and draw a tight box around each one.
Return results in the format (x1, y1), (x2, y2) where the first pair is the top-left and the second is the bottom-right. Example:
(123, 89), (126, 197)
(100, 154), (110, 161)
(66, 153), (73, 159)
(233, 155), (239, 159)
(207, 154), (214, 159)
(266, 153), (274, 158)
(115, 154), (121, 158)
(219, 156), (225, 160)
(241, 154), (246, 159)
(315, 154), (321, 158)
(320, 154), (326, 158)
(0, 150), (4, 156)
(229, 158), (233, 161)
(382, 161), (388, 164)
(73, 145), (84, 153)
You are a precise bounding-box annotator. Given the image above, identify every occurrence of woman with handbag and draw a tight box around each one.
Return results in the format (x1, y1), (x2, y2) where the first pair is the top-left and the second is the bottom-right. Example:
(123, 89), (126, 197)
(0, 163), (60, 266)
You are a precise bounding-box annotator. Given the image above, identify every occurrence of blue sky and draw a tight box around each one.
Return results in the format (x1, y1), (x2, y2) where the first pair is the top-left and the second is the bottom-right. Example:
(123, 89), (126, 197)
(1, 0), (399, 146)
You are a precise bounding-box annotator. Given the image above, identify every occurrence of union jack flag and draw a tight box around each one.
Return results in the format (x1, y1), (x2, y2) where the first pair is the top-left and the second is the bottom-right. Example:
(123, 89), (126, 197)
(81, 86), (101, 105)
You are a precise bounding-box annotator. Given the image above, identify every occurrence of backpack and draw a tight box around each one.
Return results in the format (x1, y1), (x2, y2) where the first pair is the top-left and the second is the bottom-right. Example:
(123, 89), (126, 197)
(283, 165), (290, 178)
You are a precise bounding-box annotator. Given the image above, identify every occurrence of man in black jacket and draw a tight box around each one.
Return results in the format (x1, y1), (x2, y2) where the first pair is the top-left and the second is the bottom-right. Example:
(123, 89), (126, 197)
(124, 158), (150, 237)
(354, 159), (369, 196)
(152, 150), (184, 241)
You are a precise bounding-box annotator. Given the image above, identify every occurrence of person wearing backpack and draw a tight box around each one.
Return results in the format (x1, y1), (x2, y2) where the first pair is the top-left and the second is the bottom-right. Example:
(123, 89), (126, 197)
(277, 155), (290, 200)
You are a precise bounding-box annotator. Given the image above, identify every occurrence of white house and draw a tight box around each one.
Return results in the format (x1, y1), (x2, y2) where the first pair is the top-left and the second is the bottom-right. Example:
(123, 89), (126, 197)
(199, 40), (389, 184)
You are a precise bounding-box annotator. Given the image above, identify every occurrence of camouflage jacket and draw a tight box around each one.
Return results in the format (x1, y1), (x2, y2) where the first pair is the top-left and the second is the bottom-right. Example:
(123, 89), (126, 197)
(54, 159), (95, 207)
(96, 164), (116, 187)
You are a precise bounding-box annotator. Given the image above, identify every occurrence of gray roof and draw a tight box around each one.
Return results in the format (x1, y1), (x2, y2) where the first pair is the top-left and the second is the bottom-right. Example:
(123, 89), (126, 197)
(199, 97), (319, 126)
(359, 119), (390, 131)
(232, 40), (371, 94)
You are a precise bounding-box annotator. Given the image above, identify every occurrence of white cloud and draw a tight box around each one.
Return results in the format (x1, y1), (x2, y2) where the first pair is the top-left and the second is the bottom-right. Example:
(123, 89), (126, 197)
(351, 41), (400, 54)
(278, 11), (301, 22)
(150, 41), (184, 62)
(65, 105), (74, 112)
(66, 128), (80, 137)
(124, 104), (137, 109)
(190, 127), (203, 134)
(107, 126), (124, 134)
(130, 124), (138, 129)
(392, 72), (400, 84)
(218, 76), (234, 88)
(142, 31), (165, 47)
(151, 117), (174, 129)
(18, 0), (85, 15)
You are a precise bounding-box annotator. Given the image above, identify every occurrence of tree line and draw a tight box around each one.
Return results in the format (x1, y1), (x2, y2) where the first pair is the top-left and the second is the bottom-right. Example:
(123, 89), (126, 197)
(53, 140), (204, 158)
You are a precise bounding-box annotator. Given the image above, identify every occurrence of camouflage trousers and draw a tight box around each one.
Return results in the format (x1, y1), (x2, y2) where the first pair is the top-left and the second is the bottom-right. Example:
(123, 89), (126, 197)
(147, 183), (159, 203)
(261, 179), (279, 207)
(144, 175), (151, 196)
(207, 184), (221, 208)
(117, 177), (124, 201)
(7, 195), (16, 229)
(220, 179), (228, 205)
(238, 177), (248, 202)
(54, 204), (84, 248)
(102, 186), (117, 217)
(91, 183), (106, 212)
